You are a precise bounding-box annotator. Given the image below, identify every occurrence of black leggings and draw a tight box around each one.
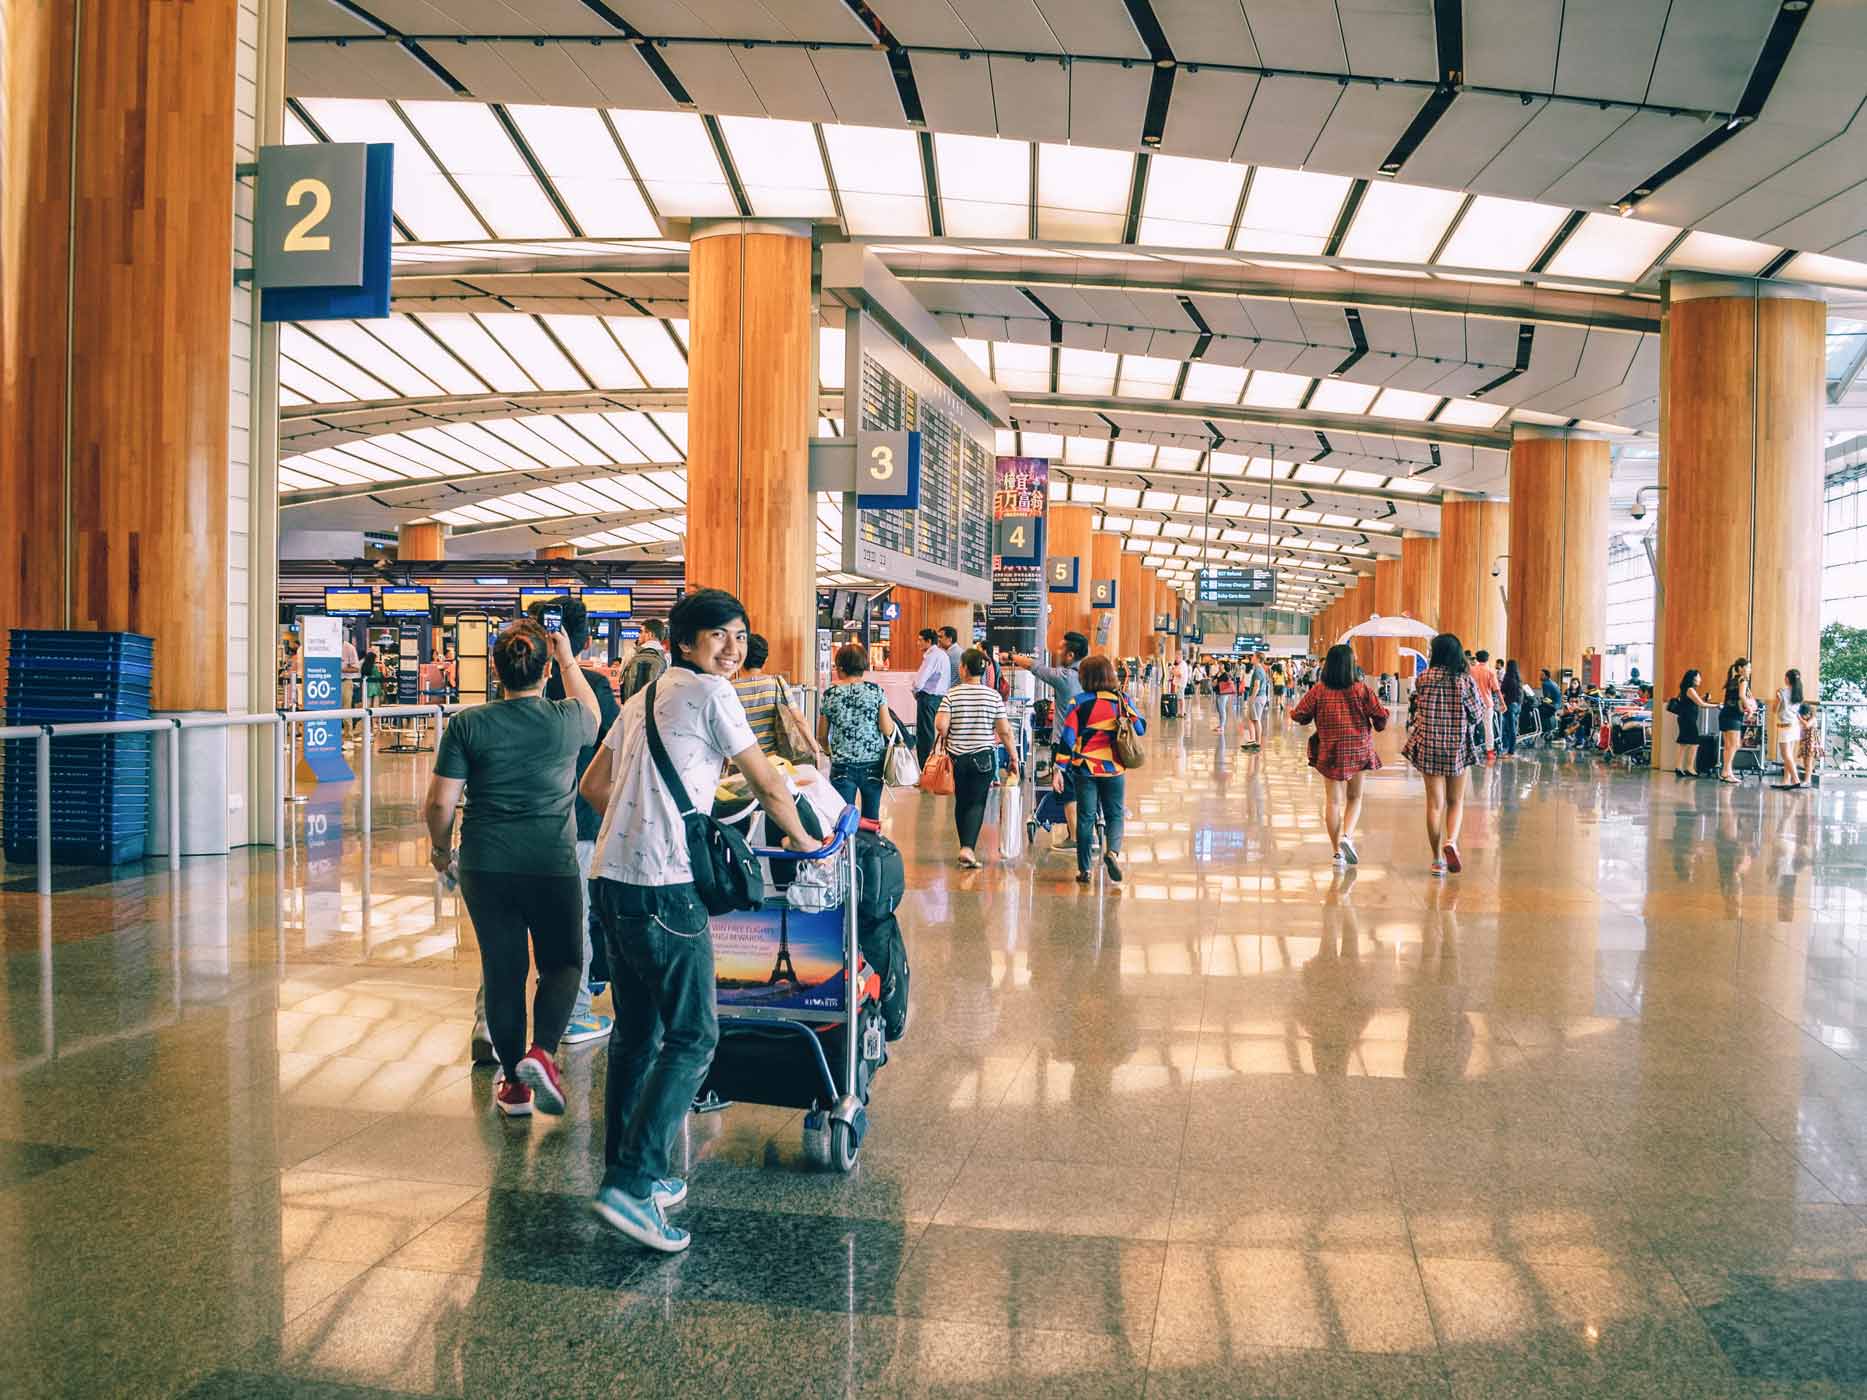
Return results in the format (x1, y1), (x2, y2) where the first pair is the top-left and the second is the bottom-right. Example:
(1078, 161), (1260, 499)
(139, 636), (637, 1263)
(951, 748), (995, 849)
(458, 870), (584, 1075)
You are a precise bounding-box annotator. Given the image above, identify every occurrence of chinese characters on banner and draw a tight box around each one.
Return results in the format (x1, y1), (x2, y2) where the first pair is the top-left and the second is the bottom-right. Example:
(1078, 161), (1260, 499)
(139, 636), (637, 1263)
(988, 456), (1049, 655)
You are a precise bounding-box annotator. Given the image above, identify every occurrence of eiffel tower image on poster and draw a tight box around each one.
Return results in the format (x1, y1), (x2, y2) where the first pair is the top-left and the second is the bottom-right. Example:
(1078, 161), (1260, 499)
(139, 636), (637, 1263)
(767, 909), (799, 986)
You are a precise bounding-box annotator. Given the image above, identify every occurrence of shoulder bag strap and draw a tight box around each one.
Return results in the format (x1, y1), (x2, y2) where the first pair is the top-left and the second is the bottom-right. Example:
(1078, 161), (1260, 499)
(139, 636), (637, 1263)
(640, 679), (696, 817)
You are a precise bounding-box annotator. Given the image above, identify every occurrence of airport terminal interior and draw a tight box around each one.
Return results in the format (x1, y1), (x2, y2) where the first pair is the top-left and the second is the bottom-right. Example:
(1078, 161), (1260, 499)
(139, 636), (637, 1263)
(5, 0), (1867, 1395)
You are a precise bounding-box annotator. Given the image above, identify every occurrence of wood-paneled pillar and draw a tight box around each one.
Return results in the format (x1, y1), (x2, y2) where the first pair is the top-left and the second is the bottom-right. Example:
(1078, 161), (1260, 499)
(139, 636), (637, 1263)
(890, 585), (972, 669)
(1438, 497), (1510, 657)
(1119, 550), (1149, 658)
(1372, 557), (1402, 677)
(685, 220), (814, 679)
(1090, 532), (1123, 655)
(1400, 533), (1440, 632)
(1506, 427), (1610, 682)
(2, 0), (237, 711)
(1045, 505), (1095, 656)
(1657, 275), (1825, 739)
(533, 543), (574, 561)
(399, 523), (447, 559)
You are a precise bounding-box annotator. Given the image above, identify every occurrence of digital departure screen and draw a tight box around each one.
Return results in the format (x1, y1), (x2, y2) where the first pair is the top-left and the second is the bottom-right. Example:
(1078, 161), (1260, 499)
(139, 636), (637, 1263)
(380, 587), (430, 614)
(580, 589), (633, 617)
(517, 587), (569, 611)
(324, 587), (375, 615)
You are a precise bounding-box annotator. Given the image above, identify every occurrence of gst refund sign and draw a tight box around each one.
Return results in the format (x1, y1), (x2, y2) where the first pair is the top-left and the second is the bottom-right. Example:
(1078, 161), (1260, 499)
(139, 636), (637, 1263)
(256, 142), (394, 322)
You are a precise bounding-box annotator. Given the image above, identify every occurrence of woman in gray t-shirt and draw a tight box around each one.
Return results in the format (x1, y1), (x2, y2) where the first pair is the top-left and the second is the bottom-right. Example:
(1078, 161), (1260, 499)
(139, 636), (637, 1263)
(426, 620), (597, 1119)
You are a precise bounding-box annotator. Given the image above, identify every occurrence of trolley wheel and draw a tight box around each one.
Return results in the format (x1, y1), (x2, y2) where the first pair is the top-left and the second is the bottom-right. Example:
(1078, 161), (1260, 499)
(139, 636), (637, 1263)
(831, 1119), (859, 1173)
(801, 1111), (831, 1170)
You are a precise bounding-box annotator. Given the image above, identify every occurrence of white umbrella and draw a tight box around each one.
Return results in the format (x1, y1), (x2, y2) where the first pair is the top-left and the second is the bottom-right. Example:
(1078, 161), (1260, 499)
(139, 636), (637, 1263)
(1333, 613), (1437, 645)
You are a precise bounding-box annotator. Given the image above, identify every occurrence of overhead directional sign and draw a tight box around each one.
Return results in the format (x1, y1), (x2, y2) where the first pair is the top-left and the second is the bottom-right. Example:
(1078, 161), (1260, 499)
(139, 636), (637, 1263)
(1197, 567), (1277, 606)
(1046, 556), (1080, 593)
(258, 142), (393, 322)
(855, 429), (922, 509)
(1090, 578), (1116, 609)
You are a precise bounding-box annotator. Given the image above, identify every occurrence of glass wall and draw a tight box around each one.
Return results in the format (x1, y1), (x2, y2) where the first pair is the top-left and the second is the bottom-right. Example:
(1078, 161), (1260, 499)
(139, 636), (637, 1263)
(1605, 532), (1656, 682)
(1823, 465), (1867, 628)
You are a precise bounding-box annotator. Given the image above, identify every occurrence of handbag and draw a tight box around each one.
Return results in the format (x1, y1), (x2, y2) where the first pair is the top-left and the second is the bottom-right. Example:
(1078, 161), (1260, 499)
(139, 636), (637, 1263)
(885, 735), (920, 788)
(919, 747), (955, 796)
(642, 679), (764, 916)
(772, 676), (825, 766)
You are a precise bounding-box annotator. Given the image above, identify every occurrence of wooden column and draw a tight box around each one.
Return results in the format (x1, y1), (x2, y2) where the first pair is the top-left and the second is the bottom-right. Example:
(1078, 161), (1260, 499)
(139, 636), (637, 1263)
(533, 543), (574, 561)
(1400, 534), (1440, 632)
(1657, 274), (1826, 731)
(890, 585), (971, 667)
(1506, 428), (1610, 682)
(1119, 550), (1149, 659)
(1045, 504), (1095, 655)
(1371, 557), (1402, 677)
(1438, 497), (1510, 657)
(1090, 532), (1122, 656)
(2, 0), (237, 711)
(399, 523), (447, 559)
(684, 220), (814, 679)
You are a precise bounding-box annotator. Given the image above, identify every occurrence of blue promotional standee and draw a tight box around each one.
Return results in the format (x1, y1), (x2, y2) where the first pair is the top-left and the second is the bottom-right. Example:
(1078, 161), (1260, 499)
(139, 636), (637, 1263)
(298, 615), (353, 785)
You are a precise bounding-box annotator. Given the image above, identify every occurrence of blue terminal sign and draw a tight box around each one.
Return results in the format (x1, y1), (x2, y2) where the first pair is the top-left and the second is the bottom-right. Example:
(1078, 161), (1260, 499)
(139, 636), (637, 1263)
(257, 142), (394, 322)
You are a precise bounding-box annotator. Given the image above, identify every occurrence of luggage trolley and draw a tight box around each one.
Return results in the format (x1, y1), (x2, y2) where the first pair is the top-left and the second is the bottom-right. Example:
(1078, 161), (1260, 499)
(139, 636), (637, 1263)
(698, 805), (887, 1173)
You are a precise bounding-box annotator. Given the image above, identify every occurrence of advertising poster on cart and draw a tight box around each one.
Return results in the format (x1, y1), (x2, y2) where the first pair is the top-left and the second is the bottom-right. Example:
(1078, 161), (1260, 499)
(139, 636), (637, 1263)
(988, 455), (1049, 655)
(298, 615), (353, 784)
(713, 906), (849, 1013)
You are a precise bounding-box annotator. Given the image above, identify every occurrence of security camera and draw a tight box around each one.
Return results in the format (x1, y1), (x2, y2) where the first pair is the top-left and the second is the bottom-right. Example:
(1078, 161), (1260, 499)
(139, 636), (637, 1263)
(1489, 562), (1502, 578)
(1630, 499), (1647, 520)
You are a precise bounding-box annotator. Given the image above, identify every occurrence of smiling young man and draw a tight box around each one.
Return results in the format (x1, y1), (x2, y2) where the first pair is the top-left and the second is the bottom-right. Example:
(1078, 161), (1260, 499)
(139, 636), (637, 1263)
(578, 588), (826, 1253)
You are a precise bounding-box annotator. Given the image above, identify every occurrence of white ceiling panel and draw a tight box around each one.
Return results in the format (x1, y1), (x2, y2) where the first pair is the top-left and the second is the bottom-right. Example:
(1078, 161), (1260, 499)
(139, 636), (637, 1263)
(1147, 330), (1200, 360)
(1337, 0), (1437, 82)
(1034, 0), (1147, 59)
(1699, 121), (1867, 243)
(560, 46), (684, 108)
(1489, 324), (1585, 403)
(1291, 303), (1354, 349)
(289, 0), (380, 36)
(1159, 68), (1257, 161)
(989, 56), (1070, 143)
(1242, 0), (1348, 72)
(414, 44), (547, 104)
(659, 45), (769, 117)
(616, 0), (869, 41)
(1287, 344), (1347, 376)
(1475, 103), (1632, 201)
(1421, 363), (1492, 398)
(1237, 299), (1307, 345)
(860, 0), (980, 47)
(1539, 112), (1720, 210)
(1552, 0), (1669, 106)
(1154, 0), (1262, 66)
(1761, 180), (1867, 259)
(1644, 0), (1778, 112)
(1462, 0), (1559, 93)
(1067, 60), (1151, 150)
(1635, 121), (1830, 233)
(1232, 75), (1341, 169)
(1463, 318), (1522, 366)
(945, 0), (1064, 51)
(1409, 311), (1467, 364)
(285, 42), (456, 100)
(1402, 93), (1547, 193)
(913, 53), (1001, 138)
(732, 46), (837, 120)
(1355, 308), (1416, 356)
(1306, 83), (1433, 177)
(1750, 2), (1867, 137)
(1184, 296), (1259, 338)
(811, 49), (908, 126)
(365, 0), (613, 32)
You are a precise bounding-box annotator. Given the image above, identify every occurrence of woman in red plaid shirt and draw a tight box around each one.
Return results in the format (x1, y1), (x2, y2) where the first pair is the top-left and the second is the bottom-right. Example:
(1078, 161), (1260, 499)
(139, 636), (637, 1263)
(1290, 643), (1388, 866)
(1404, 633), (1484, 876)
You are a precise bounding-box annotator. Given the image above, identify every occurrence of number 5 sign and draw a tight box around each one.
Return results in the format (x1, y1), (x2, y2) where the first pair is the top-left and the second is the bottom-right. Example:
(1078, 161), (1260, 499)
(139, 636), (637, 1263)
(258, 142), (394, 322)
(855, 429), (922, 509)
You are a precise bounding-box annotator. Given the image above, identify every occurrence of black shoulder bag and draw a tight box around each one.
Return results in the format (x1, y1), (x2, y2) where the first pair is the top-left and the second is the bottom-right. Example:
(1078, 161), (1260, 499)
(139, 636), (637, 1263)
(641, 679), (764, 916)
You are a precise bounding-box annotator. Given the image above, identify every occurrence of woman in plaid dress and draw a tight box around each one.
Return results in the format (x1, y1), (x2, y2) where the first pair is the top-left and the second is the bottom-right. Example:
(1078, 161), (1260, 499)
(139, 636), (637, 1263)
(1404, 633), (1483, 876)
(1291, 643), (1388, 866)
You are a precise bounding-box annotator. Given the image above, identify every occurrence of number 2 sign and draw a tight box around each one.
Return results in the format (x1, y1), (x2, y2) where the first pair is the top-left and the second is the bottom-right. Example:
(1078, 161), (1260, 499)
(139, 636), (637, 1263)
(258, 142), (394, 322)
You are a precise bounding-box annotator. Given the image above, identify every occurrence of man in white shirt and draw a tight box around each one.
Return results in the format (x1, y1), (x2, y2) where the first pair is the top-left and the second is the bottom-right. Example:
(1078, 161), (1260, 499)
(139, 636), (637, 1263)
(911, 628), (951, 767)
(579, 588), (824, 1255)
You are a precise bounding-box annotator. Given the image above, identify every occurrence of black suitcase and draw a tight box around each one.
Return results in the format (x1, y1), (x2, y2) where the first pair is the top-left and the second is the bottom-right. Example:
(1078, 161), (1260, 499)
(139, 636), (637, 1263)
(1160, 692), (1181, 719)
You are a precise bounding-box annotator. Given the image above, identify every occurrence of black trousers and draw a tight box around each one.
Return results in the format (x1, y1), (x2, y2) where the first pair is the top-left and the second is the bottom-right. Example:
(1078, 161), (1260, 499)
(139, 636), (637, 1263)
(951, 748), (995, 848)
(458, 870), (584, 1076)
(914, 691), (941, 767)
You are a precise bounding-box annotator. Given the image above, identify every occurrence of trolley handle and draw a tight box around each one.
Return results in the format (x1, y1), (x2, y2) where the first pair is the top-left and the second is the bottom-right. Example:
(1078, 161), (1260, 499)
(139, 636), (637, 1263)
(750, 803), (860, 861)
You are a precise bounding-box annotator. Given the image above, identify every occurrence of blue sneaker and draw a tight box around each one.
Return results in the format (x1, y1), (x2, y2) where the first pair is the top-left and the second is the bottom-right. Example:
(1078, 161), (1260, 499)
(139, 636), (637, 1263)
(592, 1186), (690, 1253)
(561, 1013), (613, 1046)
(587, 980), (607, 998)
(651, 1177), (687, 1210)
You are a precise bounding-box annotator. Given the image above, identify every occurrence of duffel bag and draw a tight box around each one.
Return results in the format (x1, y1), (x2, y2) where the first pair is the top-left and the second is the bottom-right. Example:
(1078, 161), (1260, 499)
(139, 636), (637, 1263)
(855, 828), (905, 924)
(860, 909), (911, 1042)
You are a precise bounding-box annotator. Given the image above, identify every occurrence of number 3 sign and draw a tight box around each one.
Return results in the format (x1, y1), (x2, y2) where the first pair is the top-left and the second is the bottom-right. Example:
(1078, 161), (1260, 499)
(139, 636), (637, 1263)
(855, 429), (922, 509)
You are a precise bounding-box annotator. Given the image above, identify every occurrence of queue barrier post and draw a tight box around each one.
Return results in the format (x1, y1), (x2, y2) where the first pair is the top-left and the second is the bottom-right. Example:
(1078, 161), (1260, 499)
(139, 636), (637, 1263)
(360, 709), (373, 836)
(37, 727), (52, 896)
(167, 721), (183, 872)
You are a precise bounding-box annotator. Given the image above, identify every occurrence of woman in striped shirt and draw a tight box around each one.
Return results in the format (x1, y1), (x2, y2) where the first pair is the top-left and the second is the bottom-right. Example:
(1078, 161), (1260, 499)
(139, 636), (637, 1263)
(935, 649), (1019, 868)
(1057, 654), (1147, 885)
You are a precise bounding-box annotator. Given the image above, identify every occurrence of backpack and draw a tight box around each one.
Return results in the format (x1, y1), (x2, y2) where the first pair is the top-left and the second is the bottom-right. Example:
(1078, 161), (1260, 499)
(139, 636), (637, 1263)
(620, 645), (667, 703)
(855, 828), (905, 926)
(861, 911), (911, 1042)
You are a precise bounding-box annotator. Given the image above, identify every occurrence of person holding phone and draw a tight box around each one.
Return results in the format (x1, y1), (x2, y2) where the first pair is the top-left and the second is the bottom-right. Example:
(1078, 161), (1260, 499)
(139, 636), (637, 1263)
(424, 620), (599, 1118)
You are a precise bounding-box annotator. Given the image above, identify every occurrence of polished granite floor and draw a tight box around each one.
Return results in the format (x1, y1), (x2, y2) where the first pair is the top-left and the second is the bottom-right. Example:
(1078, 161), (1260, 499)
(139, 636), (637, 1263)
(4, 695), (1867, 1398)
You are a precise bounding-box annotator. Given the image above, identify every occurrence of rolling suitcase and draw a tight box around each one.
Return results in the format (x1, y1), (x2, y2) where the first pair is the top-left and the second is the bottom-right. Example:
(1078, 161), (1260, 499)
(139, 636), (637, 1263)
(1160, 691), (1181, 719)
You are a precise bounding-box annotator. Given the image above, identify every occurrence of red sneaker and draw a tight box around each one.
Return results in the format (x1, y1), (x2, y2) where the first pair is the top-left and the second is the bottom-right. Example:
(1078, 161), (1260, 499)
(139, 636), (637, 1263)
(1443, 843), (1462, 874)
(494, 1071), (534, 1118)
(515, 1046), (566, 1115)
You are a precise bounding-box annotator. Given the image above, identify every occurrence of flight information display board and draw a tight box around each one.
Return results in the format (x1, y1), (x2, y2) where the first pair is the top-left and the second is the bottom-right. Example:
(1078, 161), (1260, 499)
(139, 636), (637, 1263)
(381, 587), (430, 614)
(843, 312), (993, 603)
(324, 587), (374, 616)
(580, 589), (634, 617)
(1197, 568), (1276, 606)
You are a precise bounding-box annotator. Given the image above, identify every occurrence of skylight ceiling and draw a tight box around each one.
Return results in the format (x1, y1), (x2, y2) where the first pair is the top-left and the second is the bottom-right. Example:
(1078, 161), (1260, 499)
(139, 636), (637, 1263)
(286, 99), (1867, 298)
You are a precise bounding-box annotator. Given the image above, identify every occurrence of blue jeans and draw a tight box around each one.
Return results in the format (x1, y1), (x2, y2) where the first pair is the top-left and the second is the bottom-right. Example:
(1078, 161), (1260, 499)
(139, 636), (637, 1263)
(1500, 703), (1518, 754)
(593, 879), (719, 1198)
(1073, 769), (1126, 874)
(829, 758), (883, 820)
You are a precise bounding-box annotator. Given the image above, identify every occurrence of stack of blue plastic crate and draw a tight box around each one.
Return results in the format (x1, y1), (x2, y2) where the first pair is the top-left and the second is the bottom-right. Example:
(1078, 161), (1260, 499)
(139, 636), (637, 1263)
(4, 630), (155, 866)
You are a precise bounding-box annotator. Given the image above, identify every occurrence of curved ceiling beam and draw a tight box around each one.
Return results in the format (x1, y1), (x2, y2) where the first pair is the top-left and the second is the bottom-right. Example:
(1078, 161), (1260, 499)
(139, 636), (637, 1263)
(280, 460), (683, 514)
(1011, 392), (1511, 453)
(282, 389), (688, 451)
(441, 508), (682, 555)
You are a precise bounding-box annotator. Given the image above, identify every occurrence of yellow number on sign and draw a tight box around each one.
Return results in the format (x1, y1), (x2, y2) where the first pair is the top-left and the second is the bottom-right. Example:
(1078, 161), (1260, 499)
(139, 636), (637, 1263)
(283, 177), (333, 252)
(1008, 524), (1026, 548)
(868, 443), (895, 481)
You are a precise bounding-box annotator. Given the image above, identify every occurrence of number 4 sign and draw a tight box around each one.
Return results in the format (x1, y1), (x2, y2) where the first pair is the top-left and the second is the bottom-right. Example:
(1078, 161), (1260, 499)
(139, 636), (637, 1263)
(996, 515), (1040, 560)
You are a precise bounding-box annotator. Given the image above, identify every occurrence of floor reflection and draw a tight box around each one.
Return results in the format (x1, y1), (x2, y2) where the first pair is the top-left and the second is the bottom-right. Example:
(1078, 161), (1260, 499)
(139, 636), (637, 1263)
(3, 697), (1867, 1397)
